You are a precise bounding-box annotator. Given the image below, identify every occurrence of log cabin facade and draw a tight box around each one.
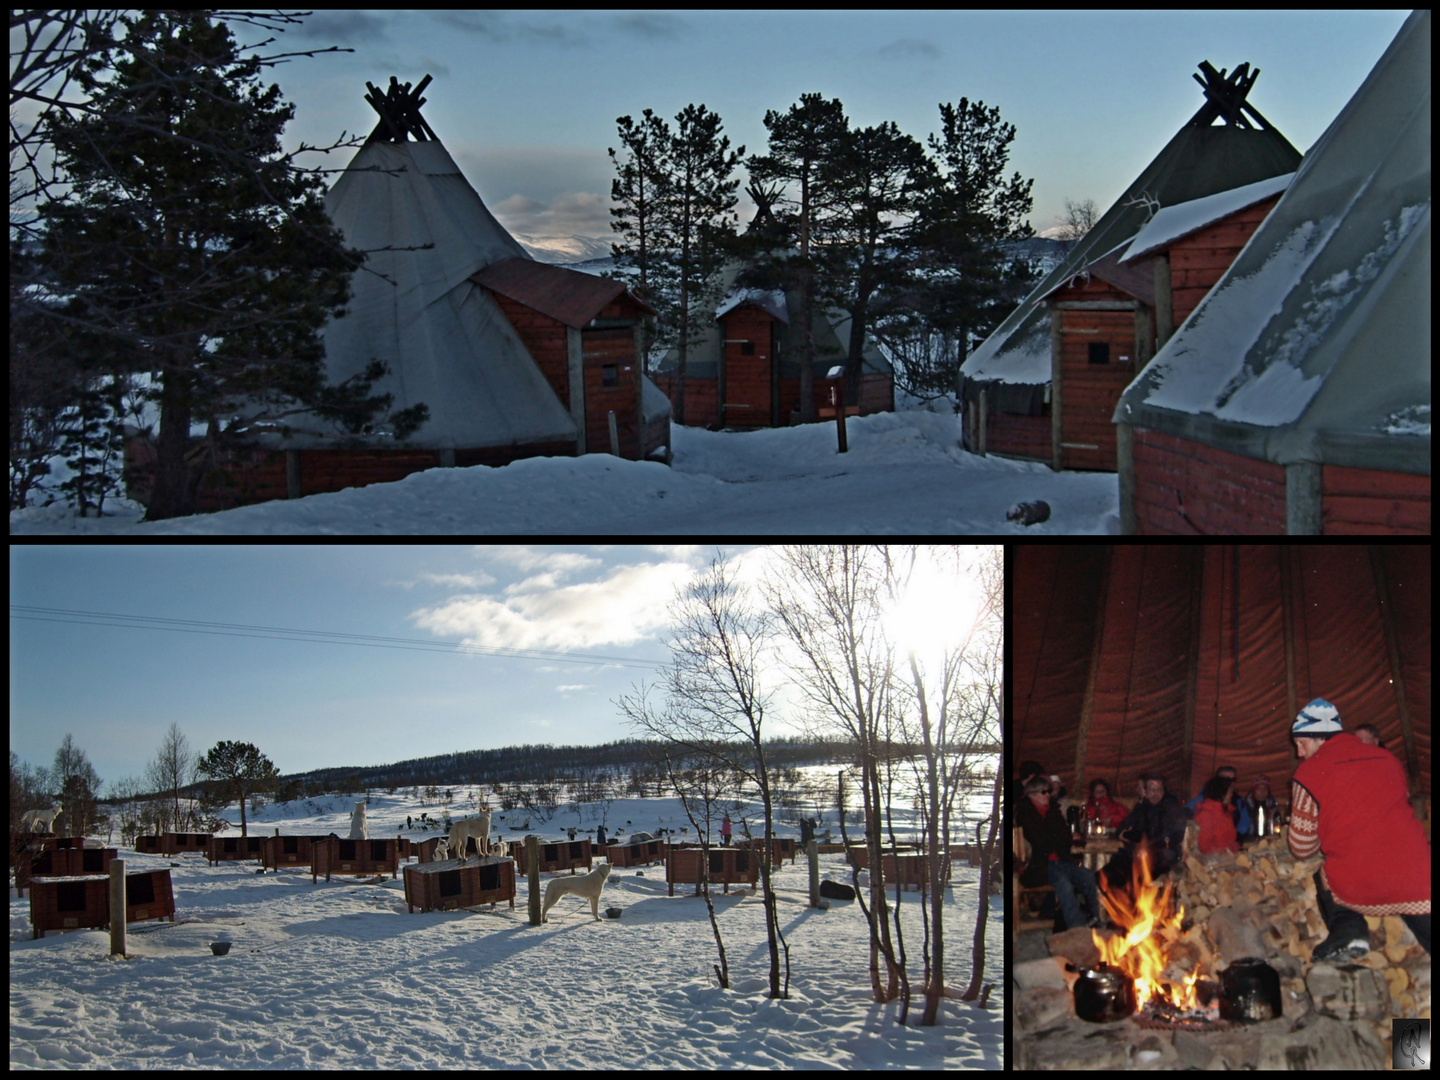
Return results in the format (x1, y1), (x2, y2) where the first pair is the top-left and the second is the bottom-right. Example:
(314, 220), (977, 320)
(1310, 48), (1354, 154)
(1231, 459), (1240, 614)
(1041, 176), (1289, 471)
(960, 61), (1302, 467)
(653, 280), (893, 429)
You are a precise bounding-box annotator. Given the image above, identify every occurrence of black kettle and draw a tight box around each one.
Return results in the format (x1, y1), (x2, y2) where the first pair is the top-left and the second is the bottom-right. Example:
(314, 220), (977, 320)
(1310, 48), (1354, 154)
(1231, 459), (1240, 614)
(1219, 958), (1282, 1022)
(1073, 962), (1137, 1023)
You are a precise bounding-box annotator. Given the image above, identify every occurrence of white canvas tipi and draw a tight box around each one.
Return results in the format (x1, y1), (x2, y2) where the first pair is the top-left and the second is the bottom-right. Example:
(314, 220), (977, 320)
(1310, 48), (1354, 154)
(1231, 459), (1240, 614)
(283, 76), (575, 451)
(1114, 10), (1429, 531)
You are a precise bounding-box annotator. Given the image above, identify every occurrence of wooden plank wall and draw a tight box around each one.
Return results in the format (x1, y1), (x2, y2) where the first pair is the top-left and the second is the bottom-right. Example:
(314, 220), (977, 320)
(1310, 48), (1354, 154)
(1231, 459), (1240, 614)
(1132, 429), (1287, 534)
(1322, 465), (1431, 534)
(1168, 196), (1282, 326)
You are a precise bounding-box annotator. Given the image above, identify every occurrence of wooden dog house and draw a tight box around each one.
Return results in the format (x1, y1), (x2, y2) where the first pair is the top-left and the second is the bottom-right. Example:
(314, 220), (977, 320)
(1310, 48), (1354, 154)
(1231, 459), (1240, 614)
(605, 839), (667, 869)
(261, 834), (330, 870)
(403, 856), (516, 913)
(160, 832), (211, 855)
(507, 839), (593, 876)
(30, 868), (176, 939)
(666, 846), (758, 896)
(207, 835), (266, 865)
(311, 835), (400, 882)
(739, 836), (797, 867)
(15, 844), (118, 897)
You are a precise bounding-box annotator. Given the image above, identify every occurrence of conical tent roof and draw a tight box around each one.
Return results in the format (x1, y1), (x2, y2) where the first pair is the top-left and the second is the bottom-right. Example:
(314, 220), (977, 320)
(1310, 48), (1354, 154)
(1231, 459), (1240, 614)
(1114, 11), (1430, 476)
(269, 79), (575, 450)
(961, 65), (1300, 408)
(1014, 545), (1431, 804)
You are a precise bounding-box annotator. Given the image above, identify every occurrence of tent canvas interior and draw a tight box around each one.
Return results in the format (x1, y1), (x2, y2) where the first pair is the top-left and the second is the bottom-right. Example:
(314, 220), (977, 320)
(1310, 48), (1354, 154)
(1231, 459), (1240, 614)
(1013, 544), (1431, 805)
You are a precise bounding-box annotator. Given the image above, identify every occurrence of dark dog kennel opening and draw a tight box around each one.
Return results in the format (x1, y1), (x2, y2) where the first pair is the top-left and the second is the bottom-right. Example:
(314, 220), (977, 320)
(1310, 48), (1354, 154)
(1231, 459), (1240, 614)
(479, 863), (500, 891)
(438, 869), (462, 898)
(370, 840), (387, 862)
(80, 849), (106, 873)
(339, 839), (357, 860)
(568, 842), (584, 859)
(56, 881), (87, 912)
(126, 872), (156, 906)
(283, 837), (299, 854)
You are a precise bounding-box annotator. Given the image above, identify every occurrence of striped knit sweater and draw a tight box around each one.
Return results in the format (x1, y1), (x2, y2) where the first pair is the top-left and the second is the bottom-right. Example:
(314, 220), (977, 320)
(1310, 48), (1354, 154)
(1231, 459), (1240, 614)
(1288, 732), (1430, 916)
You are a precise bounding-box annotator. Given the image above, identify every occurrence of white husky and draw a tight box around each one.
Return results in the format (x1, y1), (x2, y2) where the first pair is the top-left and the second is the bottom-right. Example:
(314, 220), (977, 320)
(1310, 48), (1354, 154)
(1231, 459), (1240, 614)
(21, 806), (62, 833)
(448, 812), (492, 859)
(542, 861), (612, 923)
(349, 801), (368, 840)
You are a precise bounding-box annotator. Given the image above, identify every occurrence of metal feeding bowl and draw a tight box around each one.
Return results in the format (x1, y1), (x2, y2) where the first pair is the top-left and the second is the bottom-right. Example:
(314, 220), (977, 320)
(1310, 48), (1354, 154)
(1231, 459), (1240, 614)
(606, 906), (622, 919)
(209, 942), (232, 956)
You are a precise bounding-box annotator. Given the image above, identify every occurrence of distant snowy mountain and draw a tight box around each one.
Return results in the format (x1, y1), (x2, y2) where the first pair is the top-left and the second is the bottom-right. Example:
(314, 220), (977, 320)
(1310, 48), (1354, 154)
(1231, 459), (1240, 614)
(512, 233), (615, 264)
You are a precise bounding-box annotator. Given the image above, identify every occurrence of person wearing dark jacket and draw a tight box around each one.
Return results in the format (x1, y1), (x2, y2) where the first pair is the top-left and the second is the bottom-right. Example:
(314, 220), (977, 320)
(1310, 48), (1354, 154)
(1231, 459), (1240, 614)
(1015, 776), (1102, 930)
(1103, 774), (1188, 889)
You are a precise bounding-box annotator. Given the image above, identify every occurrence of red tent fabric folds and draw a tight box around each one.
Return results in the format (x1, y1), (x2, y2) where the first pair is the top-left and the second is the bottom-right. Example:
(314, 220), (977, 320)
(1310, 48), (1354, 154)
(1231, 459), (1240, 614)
(1013, 546), (1430, 804)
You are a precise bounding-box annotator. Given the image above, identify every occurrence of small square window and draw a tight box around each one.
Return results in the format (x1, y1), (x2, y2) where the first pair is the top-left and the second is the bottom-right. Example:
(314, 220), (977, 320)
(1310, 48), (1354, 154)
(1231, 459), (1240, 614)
(602, 365), (617, 387)
(1088, 342), (1110, 365)
(740, 342), (755, 356)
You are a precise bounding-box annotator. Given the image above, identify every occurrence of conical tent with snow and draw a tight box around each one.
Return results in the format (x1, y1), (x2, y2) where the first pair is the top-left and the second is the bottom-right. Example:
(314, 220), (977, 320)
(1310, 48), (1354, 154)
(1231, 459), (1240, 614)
(293, 76), (576, 454)
(200, 77), (666, 509)
(1114, 11), (1430, 535)
(959, 62), (1300, 461)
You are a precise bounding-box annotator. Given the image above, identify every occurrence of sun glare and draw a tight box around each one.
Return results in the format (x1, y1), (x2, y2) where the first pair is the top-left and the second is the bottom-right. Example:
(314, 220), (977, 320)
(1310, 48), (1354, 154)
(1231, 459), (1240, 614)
(883, 554), (981, 661)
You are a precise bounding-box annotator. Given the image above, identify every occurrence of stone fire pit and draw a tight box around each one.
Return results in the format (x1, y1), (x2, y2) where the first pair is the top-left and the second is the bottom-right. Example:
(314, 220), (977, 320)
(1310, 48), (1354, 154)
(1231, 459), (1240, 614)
(1011, 833), (1428, 1069)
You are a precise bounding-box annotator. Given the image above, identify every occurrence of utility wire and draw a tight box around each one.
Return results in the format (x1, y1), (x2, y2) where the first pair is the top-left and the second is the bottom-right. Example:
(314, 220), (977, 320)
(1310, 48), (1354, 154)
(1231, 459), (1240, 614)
(9, 604), (662, 670)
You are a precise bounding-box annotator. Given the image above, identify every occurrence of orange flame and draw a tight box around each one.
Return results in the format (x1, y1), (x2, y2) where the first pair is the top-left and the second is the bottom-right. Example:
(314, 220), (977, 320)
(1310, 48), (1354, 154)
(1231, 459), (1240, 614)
(1091, 844), (1206, 1012)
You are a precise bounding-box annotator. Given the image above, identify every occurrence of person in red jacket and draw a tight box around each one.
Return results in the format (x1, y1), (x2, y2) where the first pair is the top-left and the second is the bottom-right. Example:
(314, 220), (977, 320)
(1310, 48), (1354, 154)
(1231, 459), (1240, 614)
(1194, 777), (1239, 854)
(1288, 698), (1431, 960)
(1083, 779), (1129, 831)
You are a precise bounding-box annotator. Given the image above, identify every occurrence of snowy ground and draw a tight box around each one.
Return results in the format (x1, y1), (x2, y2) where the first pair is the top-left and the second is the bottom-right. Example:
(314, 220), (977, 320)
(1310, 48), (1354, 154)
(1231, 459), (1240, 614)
(10, 787), (1001, 1069)
(9, 408), (1118, 535)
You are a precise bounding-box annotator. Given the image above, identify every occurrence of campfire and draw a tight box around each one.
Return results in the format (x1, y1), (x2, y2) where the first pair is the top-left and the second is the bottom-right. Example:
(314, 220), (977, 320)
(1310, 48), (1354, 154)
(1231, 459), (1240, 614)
(1091, 846), (1221, 1025)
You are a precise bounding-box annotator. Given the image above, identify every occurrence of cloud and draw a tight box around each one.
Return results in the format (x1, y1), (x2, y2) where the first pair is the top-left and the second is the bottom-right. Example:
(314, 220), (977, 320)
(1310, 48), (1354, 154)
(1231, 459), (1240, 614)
(877, 38), (942, 60)
(492, 190), (610, 237)
(419, 571), (497, 589)
(609, 12), (686, 40)
(411, 559), (694, 651)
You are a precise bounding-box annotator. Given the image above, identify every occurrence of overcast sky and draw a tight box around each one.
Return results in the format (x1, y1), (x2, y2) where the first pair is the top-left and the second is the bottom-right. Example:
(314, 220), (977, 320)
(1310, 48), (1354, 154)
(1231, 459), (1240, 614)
(9, 545), (989, 790)
(248, 10), (1410, 242)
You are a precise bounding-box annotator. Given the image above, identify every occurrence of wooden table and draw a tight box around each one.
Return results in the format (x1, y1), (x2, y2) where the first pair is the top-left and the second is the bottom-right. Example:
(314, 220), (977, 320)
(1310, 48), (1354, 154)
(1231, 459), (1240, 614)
(1074, 837), (1121, 873)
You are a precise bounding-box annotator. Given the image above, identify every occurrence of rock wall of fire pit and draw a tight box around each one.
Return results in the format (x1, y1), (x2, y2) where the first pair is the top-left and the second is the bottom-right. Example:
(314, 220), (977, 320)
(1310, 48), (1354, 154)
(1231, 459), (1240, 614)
(1177, 835), (1429, 1033)
(1012, 831), (1429, 1069)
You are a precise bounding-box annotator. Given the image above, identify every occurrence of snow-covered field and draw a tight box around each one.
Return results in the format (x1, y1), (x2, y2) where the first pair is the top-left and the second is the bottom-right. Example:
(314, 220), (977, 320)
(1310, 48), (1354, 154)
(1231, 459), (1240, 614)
(10, 785), (1001, 1069)
(9, 408), (1118, 534)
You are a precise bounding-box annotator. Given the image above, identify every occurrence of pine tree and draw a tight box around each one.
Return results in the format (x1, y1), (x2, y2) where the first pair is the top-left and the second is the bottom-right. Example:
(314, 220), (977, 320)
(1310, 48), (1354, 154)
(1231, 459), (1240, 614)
(653, 105), (744, 427)
(40, 12), (397, 520)
(905, 99), (1036, 394)
(748, 95), (850, 423)
(816, 121), (929, 406)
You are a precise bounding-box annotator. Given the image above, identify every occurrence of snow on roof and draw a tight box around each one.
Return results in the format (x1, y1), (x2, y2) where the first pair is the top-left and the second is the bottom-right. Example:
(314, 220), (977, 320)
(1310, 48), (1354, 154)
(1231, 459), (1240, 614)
(1120, 172), (1294, 264)
(716, 288), (788, 323)
(1115, 11), (1430, 474)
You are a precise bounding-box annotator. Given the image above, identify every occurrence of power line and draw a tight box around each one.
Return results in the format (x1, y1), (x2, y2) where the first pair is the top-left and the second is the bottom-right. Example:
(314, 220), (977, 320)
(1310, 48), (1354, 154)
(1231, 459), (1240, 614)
(9, 604), (663, 670)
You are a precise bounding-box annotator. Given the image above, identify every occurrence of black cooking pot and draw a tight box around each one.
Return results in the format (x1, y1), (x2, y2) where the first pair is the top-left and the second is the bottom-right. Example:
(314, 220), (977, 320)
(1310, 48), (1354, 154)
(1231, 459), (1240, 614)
(1073, 962), (1137, 1023)
(1219, 958), (1282, 1022)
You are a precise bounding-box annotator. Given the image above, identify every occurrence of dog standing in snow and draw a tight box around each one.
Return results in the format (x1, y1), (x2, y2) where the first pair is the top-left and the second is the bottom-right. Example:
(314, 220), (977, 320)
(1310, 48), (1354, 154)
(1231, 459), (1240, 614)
(349, 801), (368, 840)
(542, 861), (612, 922)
